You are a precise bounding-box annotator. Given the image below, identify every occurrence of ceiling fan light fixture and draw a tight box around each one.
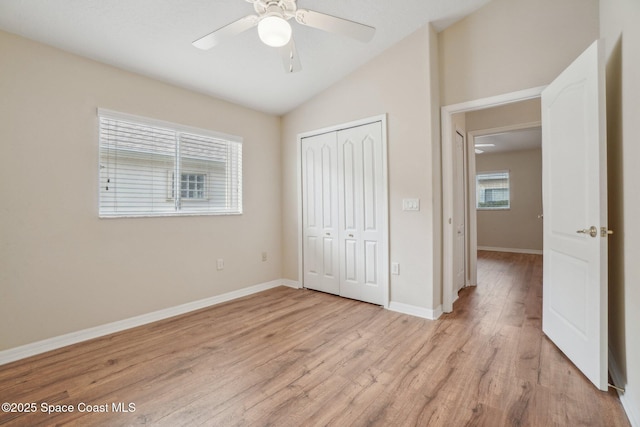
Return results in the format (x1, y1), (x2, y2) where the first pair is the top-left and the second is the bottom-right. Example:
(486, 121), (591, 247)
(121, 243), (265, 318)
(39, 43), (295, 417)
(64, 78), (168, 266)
(258, 16), (292, 47)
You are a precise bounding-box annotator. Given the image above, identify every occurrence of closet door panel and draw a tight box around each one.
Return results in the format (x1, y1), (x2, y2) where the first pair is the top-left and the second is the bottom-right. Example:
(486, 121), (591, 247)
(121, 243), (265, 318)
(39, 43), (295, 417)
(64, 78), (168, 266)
(337, 122), (384, 305)
(302, 133), (339, 295)
(362, 134), (378, 232)
(364, 240), (378, 285)
(344, 238), (358, 282)
(322, 236), (336, 278)
(341, 140), (357, 231)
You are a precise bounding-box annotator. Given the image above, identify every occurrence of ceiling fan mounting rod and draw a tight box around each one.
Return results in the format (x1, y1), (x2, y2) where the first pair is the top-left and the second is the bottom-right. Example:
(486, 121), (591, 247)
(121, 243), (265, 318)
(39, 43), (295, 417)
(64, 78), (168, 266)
(264, 4), (286, 18)
(248, 0), (297, 19)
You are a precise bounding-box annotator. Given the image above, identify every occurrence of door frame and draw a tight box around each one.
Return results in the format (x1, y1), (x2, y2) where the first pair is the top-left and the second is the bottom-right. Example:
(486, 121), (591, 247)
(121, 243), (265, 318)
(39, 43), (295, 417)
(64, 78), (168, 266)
(441, 87), (545, 313)
(296, 114), (390, 308)
(452, 128), (468, 294)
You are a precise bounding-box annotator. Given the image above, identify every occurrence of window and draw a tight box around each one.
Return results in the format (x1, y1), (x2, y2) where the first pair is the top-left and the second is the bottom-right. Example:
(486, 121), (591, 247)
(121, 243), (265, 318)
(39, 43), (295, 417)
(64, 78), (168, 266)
(168, 172), (207, 200)
(476, 171), (510, 209)
(180, 173), (206, 200)
(99, 109), (242, 218)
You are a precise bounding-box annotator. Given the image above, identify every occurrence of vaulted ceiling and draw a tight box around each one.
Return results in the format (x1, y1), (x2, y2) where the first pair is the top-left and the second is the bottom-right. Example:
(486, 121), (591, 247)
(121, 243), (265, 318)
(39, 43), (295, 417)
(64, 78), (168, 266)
(0, 0), (491, 115)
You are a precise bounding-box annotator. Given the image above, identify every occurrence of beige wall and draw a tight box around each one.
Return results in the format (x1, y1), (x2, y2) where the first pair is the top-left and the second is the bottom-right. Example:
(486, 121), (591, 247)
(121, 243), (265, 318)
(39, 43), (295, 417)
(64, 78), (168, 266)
(601, 0), (640, 422)
(466, 98), (541, 132)
(282, 25), (442, 310)
(475, 149), (542, 252)
(439, 0), (599, 105)
(0, 30), (282, 351)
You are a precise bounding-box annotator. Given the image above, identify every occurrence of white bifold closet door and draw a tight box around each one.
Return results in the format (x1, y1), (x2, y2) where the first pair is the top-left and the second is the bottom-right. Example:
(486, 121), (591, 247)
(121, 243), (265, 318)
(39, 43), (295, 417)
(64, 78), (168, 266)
(301, 131), (340, 295)
(302, 121), (385, 306)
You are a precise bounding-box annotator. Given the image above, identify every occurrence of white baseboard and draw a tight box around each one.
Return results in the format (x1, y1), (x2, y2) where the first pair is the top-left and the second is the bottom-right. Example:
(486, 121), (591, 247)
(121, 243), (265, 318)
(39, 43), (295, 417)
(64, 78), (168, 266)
(609, 348), (640, 427)
(478, 246), (543, 255)
(388, 301), (442, 320)
(281, 279), (301, 289)
(0, 279), (293, 366)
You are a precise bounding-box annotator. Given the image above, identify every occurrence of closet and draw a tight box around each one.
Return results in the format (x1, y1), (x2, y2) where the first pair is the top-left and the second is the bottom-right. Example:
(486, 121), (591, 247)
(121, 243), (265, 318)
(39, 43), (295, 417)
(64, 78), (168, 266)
(301, 119), (388, 305)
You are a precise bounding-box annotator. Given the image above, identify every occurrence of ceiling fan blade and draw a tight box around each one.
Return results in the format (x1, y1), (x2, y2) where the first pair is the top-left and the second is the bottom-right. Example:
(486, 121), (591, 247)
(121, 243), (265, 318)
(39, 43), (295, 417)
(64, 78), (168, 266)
(280, 38), (302, 73)
(295, 9), (375, 42)
(192, 15), (259, 50)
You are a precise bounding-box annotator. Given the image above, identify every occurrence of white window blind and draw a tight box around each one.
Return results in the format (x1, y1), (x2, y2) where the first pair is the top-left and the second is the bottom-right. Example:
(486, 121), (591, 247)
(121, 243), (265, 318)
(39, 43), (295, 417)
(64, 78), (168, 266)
(476, 171), (510, 209)
(98, 110), (242, 218)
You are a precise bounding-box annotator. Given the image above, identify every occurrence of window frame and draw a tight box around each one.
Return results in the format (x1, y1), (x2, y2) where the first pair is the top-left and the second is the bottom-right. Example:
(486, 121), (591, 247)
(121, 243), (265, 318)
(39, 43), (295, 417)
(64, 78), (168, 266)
(476, 170), (511, 211)
(98, 108), (242, 218)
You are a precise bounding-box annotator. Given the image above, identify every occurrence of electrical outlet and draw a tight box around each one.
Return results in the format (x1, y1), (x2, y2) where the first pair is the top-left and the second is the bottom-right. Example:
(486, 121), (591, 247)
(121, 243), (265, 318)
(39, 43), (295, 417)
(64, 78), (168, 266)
(262, 252), (268, 262)
(391, 262), (400, 275)
(217, 258), (224, 270)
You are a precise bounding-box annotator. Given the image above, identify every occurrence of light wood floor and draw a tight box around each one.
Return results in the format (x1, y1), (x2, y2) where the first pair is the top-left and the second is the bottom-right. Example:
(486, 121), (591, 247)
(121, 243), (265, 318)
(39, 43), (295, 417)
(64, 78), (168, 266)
(0, 251), (630, 426)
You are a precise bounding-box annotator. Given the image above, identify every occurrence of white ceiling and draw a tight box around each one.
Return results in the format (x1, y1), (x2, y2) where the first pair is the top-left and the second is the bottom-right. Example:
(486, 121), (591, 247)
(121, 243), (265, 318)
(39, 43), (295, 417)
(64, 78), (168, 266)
(0, 0), (491, 115)
(474, 127), (542, 154)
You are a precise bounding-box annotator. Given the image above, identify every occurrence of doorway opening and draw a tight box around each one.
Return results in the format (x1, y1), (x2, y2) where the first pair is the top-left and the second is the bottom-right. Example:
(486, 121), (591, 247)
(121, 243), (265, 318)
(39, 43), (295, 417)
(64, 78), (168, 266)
(441, 86), (545, 313)
(468, 123), (543, 286)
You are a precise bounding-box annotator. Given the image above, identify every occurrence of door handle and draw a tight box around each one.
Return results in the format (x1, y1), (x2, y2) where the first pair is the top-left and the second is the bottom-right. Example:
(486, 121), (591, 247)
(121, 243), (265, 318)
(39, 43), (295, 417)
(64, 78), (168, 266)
(576, 226), (598, 238)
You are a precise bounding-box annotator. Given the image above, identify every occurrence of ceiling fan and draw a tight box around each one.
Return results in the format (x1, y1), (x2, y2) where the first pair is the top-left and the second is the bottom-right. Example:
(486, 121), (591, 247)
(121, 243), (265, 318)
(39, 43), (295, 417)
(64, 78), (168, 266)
(192, 0), (376, 73)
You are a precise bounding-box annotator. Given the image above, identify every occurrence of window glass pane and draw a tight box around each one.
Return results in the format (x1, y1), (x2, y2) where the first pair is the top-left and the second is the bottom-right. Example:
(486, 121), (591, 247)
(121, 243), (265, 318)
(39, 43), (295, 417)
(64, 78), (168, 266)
(476, 171), (510, 209)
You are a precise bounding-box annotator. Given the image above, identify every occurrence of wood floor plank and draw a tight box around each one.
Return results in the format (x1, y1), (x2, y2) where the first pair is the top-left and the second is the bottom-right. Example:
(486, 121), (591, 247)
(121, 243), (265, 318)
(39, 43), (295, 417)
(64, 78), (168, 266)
(0, 252), (630, 426)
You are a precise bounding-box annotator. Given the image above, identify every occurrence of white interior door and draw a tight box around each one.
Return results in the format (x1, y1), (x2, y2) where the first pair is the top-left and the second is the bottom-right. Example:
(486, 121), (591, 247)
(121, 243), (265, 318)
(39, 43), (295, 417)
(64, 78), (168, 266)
(541, 40), (608, 391)
(301, 119), (388, 306)
(453, 131), (466, 294)
(301, 132), (340, 295)
(337, 122), (385, 305)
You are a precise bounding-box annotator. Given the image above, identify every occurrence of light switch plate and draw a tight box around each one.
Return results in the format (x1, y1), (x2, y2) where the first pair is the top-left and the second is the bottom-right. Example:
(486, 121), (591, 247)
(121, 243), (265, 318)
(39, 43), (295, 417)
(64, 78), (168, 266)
(402, 198), (420, 211)
(391, 262), (400, 275)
